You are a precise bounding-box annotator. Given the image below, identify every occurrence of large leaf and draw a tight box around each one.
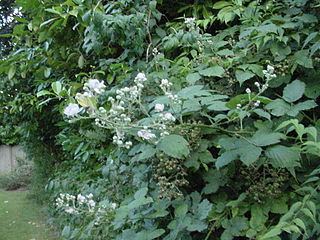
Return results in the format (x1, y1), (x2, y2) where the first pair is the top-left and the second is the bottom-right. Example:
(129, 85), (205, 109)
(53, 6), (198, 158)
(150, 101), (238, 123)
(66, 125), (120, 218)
(287, 100), (317, 117)
(265, 145), (300, 168)
(283, 80), (305, 103)
(216, 138), (262, 168)
(235, 70), (255, 86)
(157, 135), (189, 159)
(251, 131), (284, 147)
(265, 99), (290, 116)
(199, 66), (225, 77)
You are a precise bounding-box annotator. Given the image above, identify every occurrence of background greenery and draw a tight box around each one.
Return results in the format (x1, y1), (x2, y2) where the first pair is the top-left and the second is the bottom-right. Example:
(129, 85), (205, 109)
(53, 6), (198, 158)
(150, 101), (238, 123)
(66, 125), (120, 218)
(0, 0), (320, 239)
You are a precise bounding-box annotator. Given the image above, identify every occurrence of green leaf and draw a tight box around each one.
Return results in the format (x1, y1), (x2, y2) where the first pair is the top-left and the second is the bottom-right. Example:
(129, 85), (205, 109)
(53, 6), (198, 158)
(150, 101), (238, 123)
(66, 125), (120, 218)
(157, 135), (189, 159)
(78, 55), (84, 69)
(221, 217), (248, 237)
(287, 100), (317, 117)
(250, 204), (268, 229)
(52, 81), (62, 95)
(253, 109), (271, 120)
(36, 90), (55, 97)
(186, 73), (201, 84)
(265, 145), (300, 168)
(44, 67), (51, 78)
(216, 151), (238, 169)
(8, 65), (16, 80)
(212, 1), (232, 9)
(265, 99), (291, 116)
(216, 138), (262, 168)
(202, 169), (227, 194)
(269, 198), (288, 214)
(235, 70), (255, 86)
(175, 203), (188, 218)
(283, 80), (305, 103)
(199, 66), (225, 77)
(260, 228), (281, 239)
(294, 50), (313, 68)
(251, 132), (283, 147)
(197, 199), (212, 220)
(178, 85), (210, 99)
(207, 101), (229, 111)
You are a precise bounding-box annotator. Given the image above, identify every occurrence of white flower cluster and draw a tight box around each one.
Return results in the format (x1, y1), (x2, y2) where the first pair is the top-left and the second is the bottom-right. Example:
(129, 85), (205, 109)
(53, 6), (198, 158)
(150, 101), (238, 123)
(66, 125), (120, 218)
(184, 17), (196, 25)
(137, 129), (156, 140)
(84, 79), (106, 95)
(55, 193), (117, 216)
(95, 73), (148, 147)
(262, 65), (277, 81)
(112, 130), (132, 149)
(160, 79), (181, 104)
(64, 79), (106, 117)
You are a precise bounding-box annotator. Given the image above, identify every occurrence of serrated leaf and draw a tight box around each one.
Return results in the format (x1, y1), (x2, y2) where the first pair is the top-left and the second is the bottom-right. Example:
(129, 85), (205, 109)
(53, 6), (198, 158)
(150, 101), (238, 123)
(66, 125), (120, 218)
(265, 99), (291, 116)
(283, 80), (306, 103)
(216, 138), (262, 168)
(260, 228), (281, 239)
(235, 70), (255, 86)
(207, 101), (229, 111)
(301, 208), (316, 222)
(287, 100), (317, 117)
(178, 85), (210, 99)
(293, 218), (306, 232)
(199, 66), (224, 77)
(186, 73), (201, 84)
(175, 203), (188, 218)
(253, 109), (271, 120)
(157, 135), (189, 159)
(270, 198), (288, 214)
(221, 217), (248, 237)
(265, 145), (300, 168)
(250, 204), (268, 229)
(251, 132), (283, 147)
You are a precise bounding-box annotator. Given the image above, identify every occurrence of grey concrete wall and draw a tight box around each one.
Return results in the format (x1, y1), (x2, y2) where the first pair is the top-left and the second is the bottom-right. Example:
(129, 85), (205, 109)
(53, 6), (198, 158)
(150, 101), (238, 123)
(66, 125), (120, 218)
(0, 145), (25, 175)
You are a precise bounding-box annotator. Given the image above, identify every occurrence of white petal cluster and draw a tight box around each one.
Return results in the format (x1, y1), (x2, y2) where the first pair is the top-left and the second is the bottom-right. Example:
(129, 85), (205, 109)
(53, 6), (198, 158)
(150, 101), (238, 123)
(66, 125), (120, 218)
(137, 130), (156, 140)
(154, 103), (165, 112)
(55, 192), (117, 216)
(64, 103), (81, 117)
(84, 79), (106, 94)
(262, 65), (277, 80)
(184, 17), (196, 24)
(160, 112), (176, 122)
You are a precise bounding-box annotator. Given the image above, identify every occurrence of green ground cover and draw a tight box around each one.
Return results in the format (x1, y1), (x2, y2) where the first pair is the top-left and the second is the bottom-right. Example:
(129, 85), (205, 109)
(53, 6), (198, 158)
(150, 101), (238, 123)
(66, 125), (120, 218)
(0, 189), (58, 240)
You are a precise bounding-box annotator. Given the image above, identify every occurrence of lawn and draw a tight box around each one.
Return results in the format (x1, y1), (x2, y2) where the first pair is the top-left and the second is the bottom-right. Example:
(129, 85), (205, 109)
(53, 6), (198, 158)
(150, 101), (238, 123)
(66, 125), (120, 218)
(0, 189), (58, 240)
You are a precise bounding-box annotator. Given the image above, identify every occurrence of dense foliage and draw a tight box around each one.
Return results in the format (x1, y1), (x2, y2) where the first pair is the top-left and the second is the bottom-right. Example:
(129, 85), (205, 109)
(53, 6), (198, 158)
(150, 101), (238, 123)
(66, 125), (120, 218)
(1, 0), (320, 239)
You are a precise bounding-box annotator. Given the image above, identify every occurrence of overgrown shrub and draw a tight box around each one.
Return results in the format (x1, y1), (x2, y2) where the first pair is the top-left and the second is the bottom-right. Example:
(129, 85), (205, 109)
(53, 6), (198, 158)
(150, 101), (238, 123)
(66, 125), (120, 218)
(0, 0), (320, 239)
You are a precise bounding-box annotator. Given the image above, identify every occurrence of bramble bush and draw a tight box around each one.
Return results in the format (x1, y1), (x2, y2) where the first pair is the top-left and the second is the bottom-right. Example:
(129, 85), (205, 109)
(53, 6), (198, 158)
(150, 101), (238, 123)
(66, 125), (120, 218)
(1, 0), (320, 239)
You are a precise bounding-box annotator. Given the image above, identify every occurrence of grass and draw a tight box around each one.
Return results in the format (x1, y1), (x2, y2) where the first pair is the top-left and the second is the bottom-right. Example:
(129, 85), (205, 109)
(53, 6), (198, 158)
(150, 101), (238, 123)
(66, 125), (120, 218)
(0, 189), (59, 240)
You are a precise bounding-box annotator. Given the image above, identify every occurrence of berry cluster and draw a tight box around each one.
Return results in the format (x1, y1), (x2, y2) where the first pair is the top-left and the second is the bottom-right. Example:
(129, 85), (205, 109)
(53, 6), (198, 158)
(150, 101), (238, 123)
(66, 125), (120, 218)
(153, 154), (188, 200)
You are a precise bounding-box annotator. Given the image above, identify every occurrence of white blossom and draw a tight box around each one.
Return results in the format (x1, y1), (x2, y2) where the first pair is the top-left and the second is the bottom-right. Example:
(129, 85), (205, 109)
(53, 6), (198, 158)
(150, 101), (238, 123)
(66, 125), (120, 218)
(155, 103), (164, 112)
(135, 73), (147, 82)
(246, 88), (251, 94)
(87, 79), (106, 94)
(137, 130), (156, 140)
(163, 112), (175, 121)
(64, 103), (81, 117)
(111, 203), (117, 210)
(267, 65), (275, 73)
(184, 17), (196, 24)
(88, 199), (96, 208)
